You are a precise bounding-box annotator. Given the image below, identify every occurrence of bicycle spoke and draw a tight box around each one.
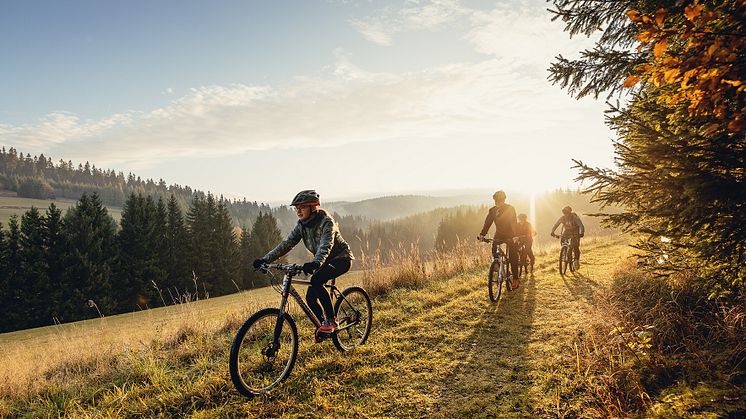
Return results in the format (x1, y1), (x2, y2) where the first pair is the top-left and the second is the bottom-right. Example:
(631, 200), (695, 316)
(231, 311), (297, 395)
(333, 287), (372, 351)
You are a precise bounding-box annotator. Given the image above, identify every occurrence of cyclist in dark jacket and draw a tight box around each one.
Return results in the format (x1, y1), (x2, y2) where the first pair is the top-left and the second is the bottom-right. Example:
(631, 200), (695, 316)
(253, 190), (354, 334)
(478, 190), (520, 289)
(550, 206), (585, 269)
(516, 213), (536, 273)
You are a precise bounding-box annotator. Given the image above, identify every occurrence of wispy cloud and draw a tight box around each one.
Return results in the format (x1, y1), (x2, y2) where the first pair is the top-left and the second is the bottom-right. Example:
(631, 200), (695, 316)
(350, 0), (468, 45)
(1, 55), (600, 169)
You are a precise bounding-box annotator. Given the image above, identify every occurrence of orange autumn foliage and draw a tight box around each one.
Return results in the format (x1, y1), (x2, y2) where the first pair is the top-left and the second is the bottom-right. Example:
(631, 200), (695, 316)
(625, 1), (746, 132)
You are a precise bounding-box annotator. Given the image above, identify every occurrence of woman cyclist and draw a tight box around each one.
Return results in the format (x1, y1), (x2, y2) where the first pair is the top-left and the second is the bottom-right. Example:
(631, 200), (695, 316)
(253, 190), (354, 334)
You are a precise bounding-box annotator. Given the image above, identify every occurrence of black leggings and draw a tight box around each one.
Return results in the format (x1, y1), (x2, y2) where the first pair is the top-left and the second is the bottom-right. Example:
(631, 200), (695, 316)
(569, 236), (581, 262)
(492, 239), (520, 279)
(522, 239), (535, 266)
(306, 258), (351, 323)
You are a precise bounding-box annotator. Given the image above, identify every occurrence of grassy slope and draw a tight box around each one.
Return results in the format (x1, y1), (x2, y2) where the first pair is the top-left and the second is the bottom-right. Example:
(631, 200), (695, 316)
(0, 196), (123, 224)
(2, 240), (631, 417)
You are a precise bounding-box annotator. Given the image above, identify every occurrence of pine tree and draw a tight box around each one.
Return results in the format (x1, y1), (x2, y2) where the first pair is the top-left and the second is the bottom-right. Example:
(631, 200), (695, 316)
(549, 0), (746, 297)
(61, 193), (117, 320)
(115, 193), (167, 310)
(5, 216), (22, 328)
(245, 212), (284, 288)
(0, 222), (8, 332)
(186, 194), (214, 295)
(19, 207), (50, 328)
(45, 203), (65, 322)
(211, 197), (241, 295)
(239, 226), (254, 288)
(166, 194), (190, 292)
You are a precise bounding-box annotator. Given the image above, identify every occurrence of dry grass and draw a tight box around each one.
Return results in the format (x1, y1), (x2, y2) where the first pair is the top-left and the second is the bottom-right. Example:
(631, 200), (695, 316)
(358, 240), (492, 297)
(569, 259), (746, 417)
(0, 269), (370, 402)
(0, 235), (665, 417)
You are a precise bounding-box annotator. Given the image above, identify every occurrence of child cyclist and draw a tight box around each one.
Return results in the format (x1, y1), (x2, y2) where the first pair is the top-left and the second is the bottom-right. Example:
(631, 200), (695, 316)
(253, 190), (354, 334)
(516, 213), (536, 274)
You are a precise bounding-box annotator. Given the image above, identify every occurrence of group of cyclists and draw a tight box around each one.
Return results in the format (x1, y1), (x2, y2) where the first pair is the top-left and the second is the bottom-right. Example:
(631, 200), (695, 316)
(236, 188), (587, 397)
(478, 190), (585, 290)
(252, 188), (584, 337)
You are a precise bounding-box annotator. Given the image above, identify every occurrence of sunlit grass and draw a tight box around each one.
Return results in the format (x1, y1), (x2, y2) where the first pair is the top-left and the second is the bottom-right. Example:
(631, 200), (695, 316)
(0, 235), (632, 416)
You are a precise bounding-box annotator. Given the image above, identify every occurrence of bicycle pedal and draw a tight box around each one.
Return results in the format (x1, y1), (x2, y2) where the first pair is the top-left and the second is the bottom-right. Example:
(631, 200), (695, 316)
(314, 329), (335, 342)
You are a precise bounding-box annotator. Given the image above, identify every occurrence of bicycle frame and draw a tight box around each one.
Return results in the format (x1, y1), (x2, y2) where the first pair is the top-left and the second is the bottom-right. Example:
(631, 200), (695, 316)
(272, 268), (360, 339)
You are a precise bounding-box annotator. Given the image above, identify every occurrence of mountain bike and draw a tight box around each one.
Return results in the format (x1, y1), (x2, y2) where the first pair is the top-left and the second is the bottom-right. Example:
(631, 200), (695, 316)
(553, 234), (579, 275)
(516, 235), (532, 277)
(479, 237), (513, 303)
(229, 263), (373, 397)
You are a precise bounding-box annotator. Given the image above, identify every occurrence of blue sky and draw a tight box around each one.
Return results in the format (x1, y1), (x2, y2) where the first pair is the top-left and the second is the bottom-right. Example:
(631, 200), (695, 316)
(1, 0), (613, 202)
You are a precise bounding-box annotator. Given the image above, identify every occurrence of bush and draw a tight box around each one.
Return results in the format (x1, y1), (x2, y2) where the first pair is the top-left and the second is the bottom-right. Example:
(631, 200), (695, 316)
(574, 259), (746, 416)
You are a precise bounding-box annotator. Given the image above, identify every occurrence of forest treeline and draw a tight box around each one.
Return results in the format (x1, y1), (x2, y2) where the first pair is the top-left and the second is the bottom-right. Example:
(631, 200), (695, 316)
(0, 184), (609, 333)
(0, 192), (289, 332)
(0, 147), (299, 232)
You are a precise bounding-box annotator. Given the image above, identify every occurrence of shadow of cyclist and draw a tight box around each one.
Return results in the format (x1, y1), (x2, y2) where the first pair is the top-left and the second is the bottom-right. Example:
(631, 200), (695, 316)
(561, 271), (599, 304)
(433, 274), (538, 416)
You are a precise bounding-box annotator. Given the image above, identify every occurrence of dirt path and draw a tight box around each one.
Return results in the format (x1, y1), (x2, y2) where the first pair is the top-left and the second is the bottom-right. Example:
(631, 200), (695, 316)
(235, 239), (631, 417)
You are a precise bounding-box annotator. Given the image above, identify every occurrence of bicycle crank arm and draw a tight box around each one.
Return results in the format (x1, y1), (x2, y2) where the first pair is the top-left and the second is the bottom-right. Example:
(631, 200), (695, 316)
(336, 320), (359, 332)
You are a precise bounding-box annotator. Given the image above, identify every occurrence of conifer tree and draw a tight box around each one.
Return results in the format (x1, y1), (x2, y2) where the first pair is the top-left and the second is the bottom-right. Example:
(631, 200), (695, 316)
(0, 222), (8, 332)
(239, 226), (254, 288)
(115, 193), (168, 310)
(5, 216), (22, 328)
(61, 193), (117, 320)
(166, 194), (190, 291)
(245, 212), (284, 288)
(45, 203), (65, 321)
(186, 194), (215, 295)
(212, 197), (241, 294)
(19, 207), (50, 328)
(549, 0), (745, 296)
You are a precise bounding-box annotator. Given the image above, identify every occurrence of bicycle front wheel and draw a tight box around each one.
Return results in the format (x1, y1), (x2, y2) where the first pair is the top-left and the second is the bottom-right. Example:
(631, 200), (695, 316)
(488, 259), (503, 303)
(559, 247), (568, 275)
(229, 308), (298, 397)
(332, 286), (373, 352)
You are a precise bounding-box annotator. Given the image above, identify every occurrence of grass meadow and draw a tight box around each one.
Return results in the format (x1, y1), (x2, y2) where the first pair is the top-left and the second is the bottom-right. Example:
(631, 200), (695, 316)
(0, 235), (650, 417)
(0, 195), (123, 225)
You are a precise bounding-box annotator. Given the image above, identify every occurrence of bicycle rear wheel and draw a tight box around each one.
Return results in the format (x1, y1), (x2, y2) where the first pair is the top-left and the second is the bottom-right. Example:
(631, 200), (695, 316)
(488, 259), (504, 303)
(332, 286), (373, 352)
(519, 257), (528, 278)
(569, 254), (577, 273)
(559, 247), (569, 275)
(229, 308), (298, 397)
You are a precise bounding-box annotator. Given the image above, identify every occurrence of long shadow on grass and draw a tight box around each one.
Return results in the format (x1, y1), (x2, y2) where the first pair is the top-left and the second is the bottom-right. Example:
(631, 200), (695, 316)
(433, 273), (538, 417)
(561, 272), (599, 304)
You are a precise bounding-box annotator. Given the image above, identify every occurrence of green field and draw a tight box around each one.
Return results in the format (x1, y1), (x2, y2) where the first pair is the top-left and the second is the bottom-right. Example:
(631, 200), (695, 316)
(0, 195), (123, 225)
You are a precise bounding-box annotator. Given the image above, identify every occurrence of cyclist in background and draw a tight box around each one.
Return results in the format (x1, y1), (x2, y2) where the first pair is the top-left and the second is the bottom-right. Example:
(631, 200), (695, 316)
(478, 190), (520, 290)
(253, 190), (354, 334)
(550, 206), (585, 270)
(516, 213), (536, 274)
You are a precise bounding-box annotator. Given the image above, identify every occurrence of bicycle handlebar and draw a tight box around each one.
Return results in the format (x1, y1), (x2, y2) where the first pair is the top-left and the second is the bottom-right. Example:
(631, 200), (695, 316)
(258, 263), (305, 275)
(552, 233), (581, 239)
(477, 235), (528, 243)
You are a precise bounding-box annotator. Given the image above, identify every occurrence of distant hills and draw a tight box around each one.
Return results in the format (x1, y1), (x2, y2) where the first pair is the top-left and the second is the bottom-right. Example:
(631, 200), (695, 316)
(324, 194), (490, 221)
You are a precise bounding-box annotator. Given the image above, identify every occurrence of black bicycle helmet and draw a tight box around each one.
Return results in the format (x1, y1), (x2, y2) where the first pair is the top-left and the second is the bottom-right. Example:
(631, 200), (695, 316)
(290, 190), (320, 206)
(492, 190), (507, 201)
